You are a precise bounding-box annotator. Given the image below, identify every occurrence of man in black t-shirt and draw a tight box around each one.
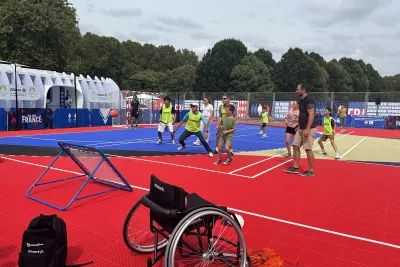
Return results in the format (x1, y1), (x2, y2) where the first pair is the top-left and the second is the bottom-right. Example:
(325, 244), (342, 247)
(129, 95), (140, 129)
(284, 84), (317, 177)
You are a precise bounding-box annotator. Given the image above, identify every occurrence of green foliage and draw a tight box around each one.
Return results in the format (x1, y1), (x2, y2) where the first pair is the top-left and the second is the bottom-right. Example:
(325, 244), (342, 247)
(0, 0), (80, 69)
(338, 58), (369, 92)
(195, 38), (248, 92)
(325, 59), (353, 92)
(274, 48), (328, 92)
(0, 0), (398, 95)
(230, 55), (275, 92)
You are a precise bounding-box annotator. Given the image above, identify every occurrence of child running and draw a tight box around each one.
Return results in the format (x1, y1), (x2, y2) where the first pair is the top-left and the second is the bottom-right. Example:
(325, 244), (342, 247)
(172, 102), (213, 157)
(259, 106), (268, 138)
(318, 107), (340, 159)
(284, 100), (300, 157)
(215, 104), (236, 165)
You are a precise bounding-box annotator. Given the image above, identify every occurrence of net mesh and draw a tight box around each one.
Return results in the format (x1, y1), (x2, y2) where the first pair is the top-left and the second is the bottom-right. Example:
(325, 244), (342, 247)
(60, 143), (128, 188)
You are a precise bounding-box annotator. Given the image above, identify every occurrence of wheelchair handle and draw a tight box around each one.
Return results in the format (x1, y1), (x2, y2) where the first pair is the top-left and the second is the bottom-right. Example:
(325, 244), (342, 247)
(141, 194), (180, 218)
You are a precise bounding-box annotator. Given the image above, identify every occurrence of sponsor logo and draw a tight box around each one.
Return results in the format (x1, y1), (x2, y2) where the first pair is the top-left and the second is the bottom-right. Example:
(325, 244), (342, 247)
(154, 183), (164, 192)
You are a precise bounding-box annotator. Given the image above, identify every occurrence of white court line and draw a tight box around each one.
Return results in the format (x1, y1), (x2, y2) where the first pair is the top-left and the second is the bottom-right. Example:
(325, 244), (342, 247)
(251, 131), (354, 178)
(230, 130), (353, 174)
(340, 137), (367, 159)
(2, 155), (399, 250)
(104, 154), (252, 178)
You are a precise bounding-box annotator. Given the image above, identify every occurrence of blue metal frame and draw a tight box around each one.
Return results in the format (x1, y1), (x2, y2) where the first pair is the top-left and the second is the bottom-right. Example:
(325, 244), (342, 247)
(26, 142), (133, 211)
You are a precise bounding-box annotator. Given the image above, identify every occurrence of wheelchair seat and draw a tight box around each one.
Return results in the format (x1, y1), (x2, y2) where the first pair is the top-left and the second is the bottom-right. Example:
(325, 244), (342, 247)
(141, 175), (227, 233)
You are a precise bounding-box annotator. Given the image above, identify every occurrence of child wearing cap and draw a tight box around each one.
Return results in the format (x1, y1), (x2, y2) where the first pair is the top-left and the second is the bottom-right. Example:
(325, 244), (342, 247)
(172, 102), (214, 157)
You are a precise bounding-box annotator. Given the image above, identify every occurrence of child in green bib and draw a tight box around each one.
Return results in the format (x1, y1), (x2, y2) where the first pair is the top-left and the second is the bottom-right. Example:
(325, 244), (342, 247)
(172, 102), (213, 157)
(318, 107), (340, 159)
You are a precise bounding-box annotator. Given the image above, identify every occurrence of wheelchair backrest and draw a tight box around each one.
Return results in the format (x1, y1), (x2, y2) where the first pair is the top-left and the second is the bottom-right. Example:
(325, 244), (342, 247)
(149, 175), (186, 211)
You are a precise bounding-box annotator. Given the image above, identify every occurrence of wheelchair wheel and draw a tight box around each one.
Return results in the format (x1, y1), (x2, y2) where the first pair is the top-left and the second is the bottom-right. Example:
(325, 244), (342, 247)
(123, 200), (168, 253)
(164, 206), (249, 266)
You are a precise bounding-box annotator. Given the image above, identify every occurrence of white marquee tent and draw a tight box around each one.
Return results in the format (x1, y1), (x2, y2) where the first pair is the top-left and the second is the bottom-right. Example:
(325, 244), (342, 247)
(0, 62), (123, 110)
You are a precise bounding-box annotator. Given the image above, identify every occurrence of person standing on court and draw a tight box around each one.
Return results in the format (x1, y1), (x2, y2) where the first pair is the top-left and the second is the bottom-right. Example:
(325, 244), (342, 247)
(215, 94), (237, 157)
(194, 96), (214, 146)
(129, 95), (140, 129)
(284, 84), (317, 177)
(157, 96), (176, 144)
(336, 104), (347, 132)
(172, 102), (214, 157)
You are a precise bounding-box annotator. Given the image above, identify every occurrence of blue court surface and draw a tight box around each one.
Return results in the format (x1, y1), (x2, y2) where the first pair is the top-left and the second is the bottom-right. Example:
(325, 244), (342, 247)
(0, 124), (321, 154)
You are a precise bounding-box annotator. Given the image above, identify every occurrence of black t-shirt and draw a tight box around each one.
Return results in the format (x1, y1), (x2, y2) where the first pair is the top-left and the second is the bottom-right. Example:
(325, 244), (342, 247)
(131, 100), (140, 111)
(298, 95), (317, 130)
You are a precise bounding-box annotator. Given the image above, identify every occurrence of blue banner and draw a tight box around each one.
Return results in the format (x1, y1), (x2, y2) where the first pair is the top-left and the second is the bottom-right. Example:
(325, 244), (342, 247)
(6, 108), (55, 131)
(89, 109), (112, 126)
(0, 109), (7, 131)
(353, 115), (385, 129)
(54, 109), (89, 128)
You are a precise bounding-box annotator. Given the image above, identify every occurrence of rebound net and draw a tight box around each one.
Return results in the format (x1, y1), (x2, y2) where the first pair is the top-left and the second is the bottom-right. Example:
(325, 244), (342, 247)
(26, 142), (132, 211)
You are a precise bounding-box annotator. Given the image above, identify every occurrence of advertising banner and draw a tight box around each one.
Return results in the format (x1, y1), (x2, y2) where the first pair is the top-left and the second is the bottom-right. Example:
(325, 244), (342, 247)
(385, 116), (400, 130)
(6, 108), (54, 130)
(0, 85), (41, 101)
(353, 115), (385, 129)
(54, 108), (89, 128)
(0, 108), (7, 131)
(90, 109), (112, 126)
(273, 101), (291, 120)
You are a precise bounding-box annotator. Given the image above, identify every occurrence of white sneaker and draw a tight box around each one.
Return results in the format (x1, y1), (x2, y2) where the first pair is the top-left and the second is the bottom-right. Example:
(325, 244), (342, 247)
(172, 140), (175, 144)
(320, 150), (327, 155)
(261, 134), (267, 138)
(335, 153), (340, 159)
(156, 140), (162, 144)
(208, 152), (214, 157)
(178, 146), (186, 151)
(193, 141), (200, 146)
(259, 131), (263, 134)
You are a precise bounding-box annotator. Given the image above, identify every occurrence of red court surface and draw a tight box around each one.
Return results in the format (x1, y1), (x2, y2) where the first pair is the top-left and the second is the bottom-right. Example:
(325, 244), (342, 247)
(1, 153), (400, 266)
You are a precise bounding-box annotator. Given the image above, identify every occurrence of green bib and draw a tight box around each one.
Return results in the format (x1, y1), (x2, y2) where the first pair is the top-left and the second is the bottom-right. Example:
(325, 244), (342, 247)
(161, 104), (173, 123)
(186, 110), (201, 132)
(262, 112), (269, 123)
(323, 117), (333, 135)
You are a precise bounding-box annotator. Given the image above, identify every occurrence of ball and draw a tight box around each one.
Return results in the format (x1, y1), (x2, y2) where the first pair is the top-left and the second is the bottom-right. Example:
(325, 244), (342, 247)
(110, 110), (119, 118)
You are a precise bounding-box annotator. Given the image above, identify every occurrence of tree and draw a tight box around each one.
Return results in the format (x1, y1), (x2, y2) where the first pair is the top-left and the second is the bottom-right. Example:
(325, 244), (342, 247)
(307, 52), (326, 67)
(253, 48), (276, 72)
(274, 48), (328, 92)
(195, 38), (248, 92)
(365, 63), (384, 92)
(0, 0), (80, 69)
(383, 74), (400, 92)
(230, 55), (274, 92)
(339, 58), (369, 92)
(69, 33), (121, 83)
(164, 65), (196, 92)
(325, 59), (353, 92)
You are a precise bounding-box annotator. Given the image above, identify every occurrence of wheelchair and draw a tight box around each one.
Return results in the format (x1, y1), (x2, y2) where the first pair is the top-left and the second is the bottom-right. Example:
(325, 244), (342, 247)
(123, 175), (251, 266)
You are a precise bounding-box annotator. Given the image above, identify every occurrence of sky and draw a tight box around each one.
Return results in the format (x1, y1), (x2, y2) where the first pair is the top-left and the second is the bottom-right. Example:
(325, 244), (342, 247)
(68, 0), (400, 76)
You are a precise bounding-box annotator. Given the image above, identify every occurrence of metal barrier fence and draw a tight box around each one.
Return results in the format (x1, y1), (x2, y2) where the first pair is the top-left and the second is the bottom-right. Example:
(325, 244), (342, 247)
(119, 90), (400, 126)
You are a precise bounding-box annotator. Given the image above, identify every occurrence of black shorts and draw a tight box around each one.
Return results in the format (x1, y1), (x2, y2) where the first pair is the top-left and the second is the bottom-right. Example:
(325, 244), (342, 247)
(130, 111), (139, 119)
(261, 123), (267, 128)
(285, 126), (297, 135)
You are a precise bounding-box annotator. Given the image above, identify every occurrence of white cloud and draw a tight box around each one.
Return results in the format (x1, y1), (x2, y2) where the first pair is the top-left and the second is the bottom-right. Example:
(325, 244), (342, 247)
(69, 0), (400, 76)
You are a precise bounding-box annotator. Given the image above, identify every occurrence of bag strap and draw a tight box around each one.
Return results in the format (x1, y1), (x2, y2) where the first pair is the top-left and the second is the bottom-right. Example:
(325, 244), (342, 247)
(66, 261), (94, 267)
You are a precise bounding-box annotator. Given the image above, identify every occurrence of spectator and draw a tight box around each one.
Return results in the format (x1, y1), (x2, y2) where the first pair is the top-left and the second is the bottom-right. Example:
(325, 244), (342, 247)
(284, 83), (317, 177)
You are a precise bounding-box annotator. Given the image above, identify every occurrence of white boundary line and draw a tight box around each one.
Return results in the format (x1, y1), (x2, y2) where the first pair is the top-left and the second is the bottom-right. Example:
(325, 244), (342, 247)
(340, 137), (367, 159)
(2, 155), (399, 250)
(251, 131), (354, 178)
(104, 154), (252, 179)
